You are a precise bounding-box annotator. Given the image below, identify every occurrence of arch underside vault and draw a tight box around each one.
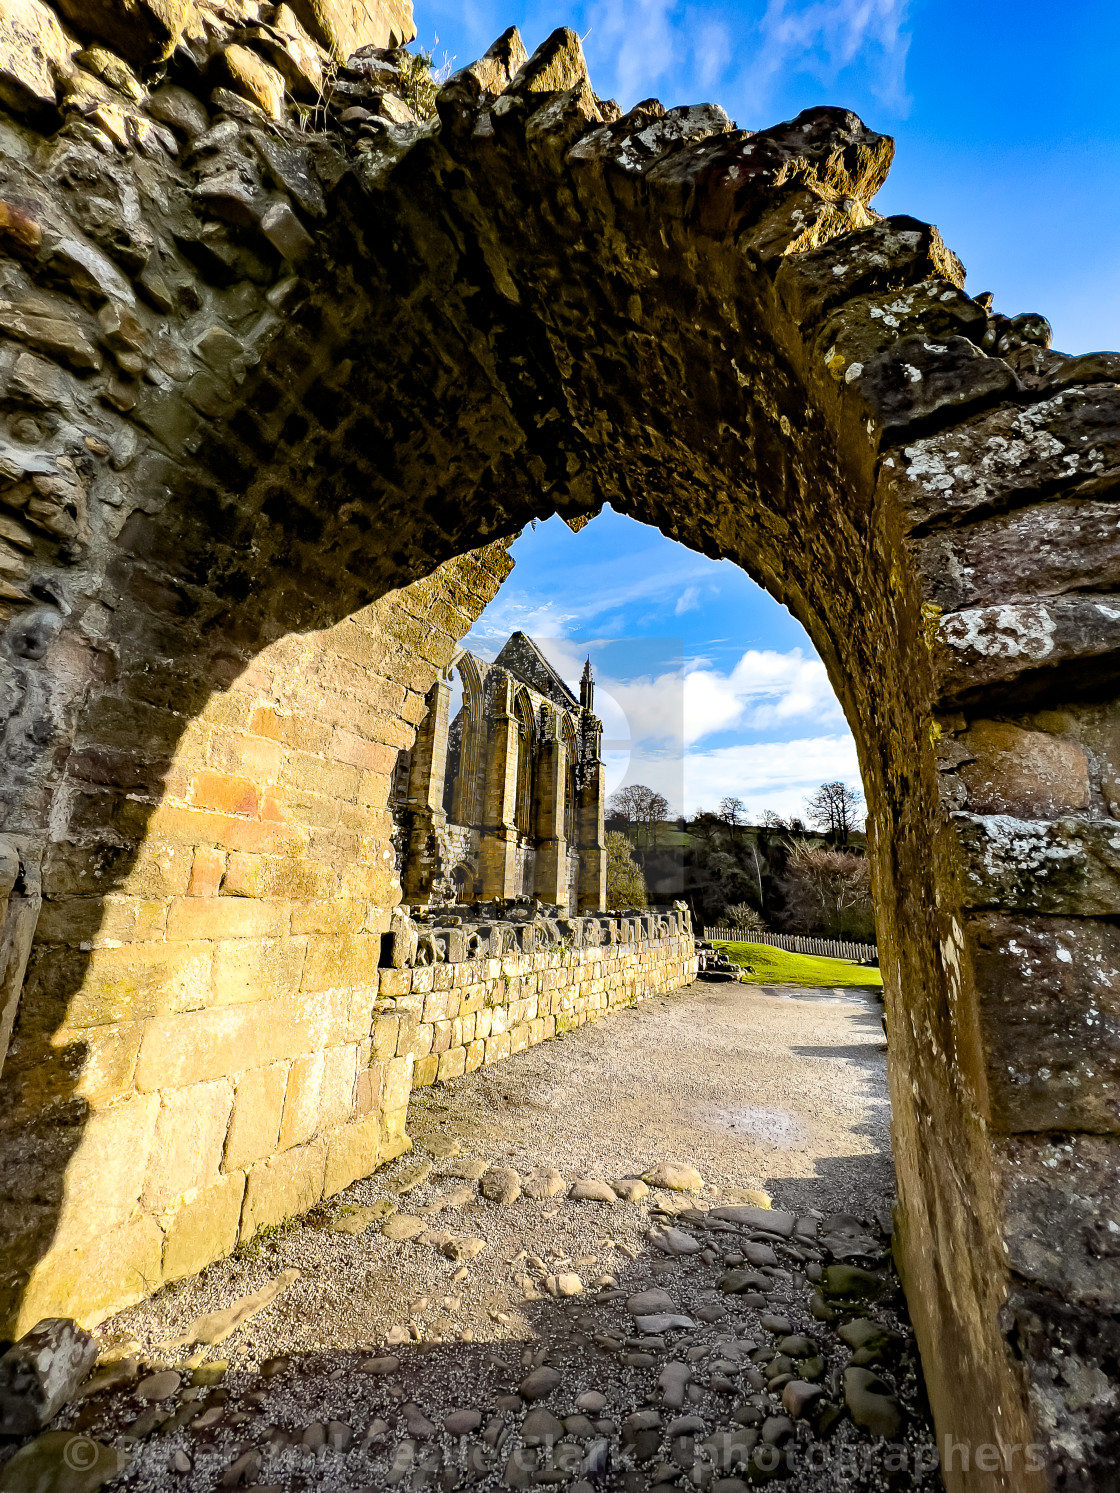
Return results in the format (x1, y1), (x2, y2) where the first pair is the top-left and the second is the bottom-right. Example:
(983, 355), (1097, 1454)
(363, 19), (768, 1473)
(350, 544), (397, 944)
(0, 9), (1115, 1488)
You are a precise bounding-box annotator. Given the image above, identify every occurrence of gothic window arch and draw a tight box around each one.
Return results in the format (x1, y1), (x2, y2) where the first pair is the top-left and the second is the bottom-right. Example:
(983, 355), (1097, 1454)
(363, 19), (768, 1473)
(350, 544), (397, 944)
(514, 688), (535, 837)
(450, 653), (484, 825)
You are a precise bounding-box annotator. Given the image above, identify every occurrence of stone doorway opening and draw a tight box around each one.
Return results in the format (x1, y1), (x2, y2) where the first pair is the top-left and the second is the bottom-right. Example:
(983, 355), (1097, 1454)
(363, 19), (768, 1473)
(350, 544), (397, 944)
(0, 12), (1114, 1486)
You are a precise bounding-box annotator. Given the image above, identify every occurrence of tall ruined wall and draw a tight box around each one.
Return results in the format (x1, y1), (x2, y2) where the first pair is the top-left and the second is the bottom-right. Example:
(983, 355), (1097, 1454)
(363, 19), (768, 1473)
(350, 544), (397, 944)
(0, 1), (1116, 1488)
(3, 550), (510, 1331)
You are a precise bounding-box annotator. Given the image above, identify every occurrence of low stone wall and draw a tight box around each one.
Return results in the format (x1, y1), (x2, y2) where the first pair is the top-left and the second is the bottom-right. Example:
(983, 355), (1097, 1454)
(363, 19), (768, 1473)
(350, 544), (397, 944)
(16, 912), (694, 1331)
(375, 914), (698, 1095)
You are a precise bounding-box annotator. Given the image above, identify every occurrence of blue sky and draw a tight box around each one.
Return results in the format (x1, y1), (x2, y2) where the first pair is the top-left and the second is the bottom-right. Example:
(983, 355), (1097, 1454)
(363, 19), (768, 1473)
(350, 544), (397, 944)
(451, 0), (1119, 819)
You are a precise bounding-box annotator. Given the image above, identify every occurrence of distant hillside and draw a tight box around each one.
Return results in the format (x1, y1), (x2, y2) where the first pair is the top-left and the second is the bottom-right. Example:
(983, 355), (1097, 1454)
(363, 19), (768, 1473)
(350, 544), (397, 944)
(606, 814), (873, 937)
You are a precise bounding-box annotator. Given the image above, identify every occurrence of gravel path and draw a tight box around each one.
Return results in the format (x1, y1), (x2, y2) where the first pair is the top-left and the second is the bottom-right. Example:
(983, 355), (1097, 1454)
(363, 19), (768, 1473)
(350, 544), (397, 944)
(5, 980), (942, 1491)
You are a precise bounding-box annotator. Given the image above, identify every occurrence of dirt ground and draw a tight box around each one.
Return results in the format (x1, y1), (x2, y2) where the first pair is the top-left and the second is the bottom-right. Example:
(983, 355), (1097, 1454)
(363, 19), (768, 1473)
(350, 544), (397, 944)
(103, 980), (894, 1361)
(9, 979), (939, 1493)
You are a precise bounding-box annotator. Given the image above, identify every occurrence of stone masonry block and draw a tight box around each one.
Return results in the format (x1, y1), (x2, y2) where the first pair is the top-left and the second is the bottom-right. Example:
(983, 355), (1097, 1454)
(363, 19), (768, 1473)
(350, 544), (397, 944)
(323, 1115), (382, 1197)
(968, 912), (1120, 1132)
(380, 1107), (411, 1157)
(222, 851), (338, 900)
(162, 1172), (246, 1284)
(302, 933), (385, 993)
(224, 1062), (289, 1172)
(168, 889), (291, 937)
(240, 1138), (327, 1242)
(67, 1021), (144, 1106)
(211, 936), (307, 1006)
(464, 1039), (485, 1073)
(150, 803), (305, 858)
(188, 847), (226, 896)
(55, 1092), (159, 1234)
(290, 898), (364, 935)
(281, 751), (360, 801)
(188, 771), (261, 817)
(412, 1053), (439, 1088)
(67, 940), (213, 1029)
(134, 988), (363, 1090)
(485, 1032), (511, 1064)
(396, 1014), (433, 1059)
(410, 965), (434, 995)
(423, 989), (452, 1023)
(318, 1044), (357, 1131)
(356, 1064), (383, 1115)
(142, 1079), (234, 1211)
(279, 1051), (324, 1150)
(371, 1015), (399, 1060)
(958, 721), (1090, 818)
(437, 1046), (466, 1082)
(381, 1054), (414, 1112)
(18, 1213), (165, 1336)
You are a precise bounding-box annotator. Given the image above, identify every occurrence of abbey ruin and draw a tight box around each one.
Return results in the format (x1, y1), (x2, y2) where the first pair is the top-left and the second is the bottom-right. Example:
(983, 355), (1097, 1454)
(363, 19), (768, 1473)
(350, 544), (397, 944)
(395, 633), (607, 913)
(0, 0), (1115, 1485)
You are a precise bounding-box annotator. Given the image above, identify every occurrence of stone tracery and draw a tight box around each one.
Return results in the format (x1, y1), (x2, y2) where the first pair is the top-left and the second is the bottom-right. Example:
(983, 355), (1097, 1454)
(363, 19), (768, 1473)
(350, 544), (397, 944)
(394, 631), (606, 912)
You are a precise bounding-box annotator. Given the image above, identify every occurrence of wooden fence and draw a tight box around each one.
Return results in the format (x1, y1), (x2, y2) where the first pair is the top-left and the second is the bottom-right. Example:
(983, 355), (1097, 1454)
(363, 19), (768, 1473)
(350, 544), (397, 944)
(703, 928), (878, 964)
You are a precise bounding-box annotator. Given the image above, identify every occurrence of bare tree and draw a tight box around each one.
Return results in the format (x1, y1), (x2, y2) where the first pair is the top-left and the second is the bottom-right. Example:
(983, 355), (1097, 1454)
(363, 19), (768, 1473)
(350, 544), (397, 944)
(607, 783), (669, 852)
(725, 902), (766, 935)
(718, 795), (746, 835)
(761, 809), (788, 830)
(804, 781), (862, 847)
(780, 843), (873, 938)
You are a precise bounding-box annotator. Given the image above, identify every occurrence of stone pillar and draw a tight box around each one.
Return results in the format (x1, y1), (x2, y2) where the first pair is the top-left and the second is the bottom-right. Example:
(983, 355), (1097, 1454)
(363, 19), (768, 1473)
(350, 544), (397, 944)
(534, 733), (568, 904)
(402, 676), (451, 905)
(576, 716), (606, 912)
(478, 673), (520, 900)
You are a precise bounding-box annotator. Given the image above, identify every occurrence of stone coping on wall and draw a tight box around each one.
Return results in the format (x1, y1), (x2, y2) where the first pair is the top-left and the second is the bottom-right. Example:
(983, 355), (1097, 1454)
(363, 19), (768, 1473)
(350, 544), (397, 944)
(381, 903), (693, 969)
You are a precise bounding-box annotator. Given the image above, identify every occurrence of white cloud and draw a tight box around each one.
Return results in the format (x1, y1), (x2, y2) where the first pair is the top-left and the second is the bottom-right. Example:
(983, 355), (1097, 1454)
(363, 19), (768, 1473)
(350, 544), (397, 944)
(683, 648), (845, 745)
(590, 0), (681, 103)
(580, 0), (910, 119)
(674, 585), (701, 615)
(684, 733), (863, 819)
(747, 0), (911, 114)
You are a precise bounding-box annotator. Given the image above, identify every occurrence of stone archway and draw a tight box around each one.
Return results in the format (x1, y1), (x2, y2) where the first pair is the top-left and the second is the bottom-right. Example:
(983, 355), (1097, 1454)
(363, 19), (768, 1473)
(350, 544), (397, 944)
(0, 8), (1116, 1487)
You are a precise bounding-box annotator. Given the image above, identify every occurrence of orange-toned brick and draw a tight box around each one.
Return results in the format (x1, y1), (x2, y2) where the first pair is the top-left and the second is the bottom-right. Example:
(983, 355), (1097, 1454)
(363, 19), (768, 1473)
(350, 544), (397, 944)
(209, 729), (283, 782)
(189, 771), (259, 817)
(188, 846), (226, 897)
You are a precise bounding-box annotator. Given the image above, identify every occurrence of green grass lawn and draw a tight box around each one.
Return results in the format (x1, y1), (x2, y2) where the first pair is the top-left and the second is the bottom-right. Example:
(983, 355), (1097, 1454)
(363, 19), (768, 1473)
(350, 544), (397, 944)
(712, 940), (883, 989)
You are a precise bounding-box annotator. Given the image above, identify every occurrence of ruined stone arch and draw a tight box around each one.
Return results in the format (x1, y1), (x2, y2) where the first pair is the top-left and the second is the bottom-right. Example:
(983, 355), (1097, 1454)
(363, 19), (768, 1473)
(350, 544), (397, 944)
(448, 649), (484, 826)
(0, 9), (1115, 1485)
(512, 684), (535, 840)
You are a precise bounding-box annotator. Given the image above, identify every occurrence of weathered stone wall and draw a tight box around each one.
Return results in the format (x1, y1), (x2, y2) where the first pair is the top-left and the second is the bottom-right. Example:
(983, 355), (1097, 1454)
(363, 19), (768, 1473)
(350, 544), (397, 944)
(0, 0), (1117, 1486)
(3, 547), (513, 1331)
(376, 915), (696, 1094)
